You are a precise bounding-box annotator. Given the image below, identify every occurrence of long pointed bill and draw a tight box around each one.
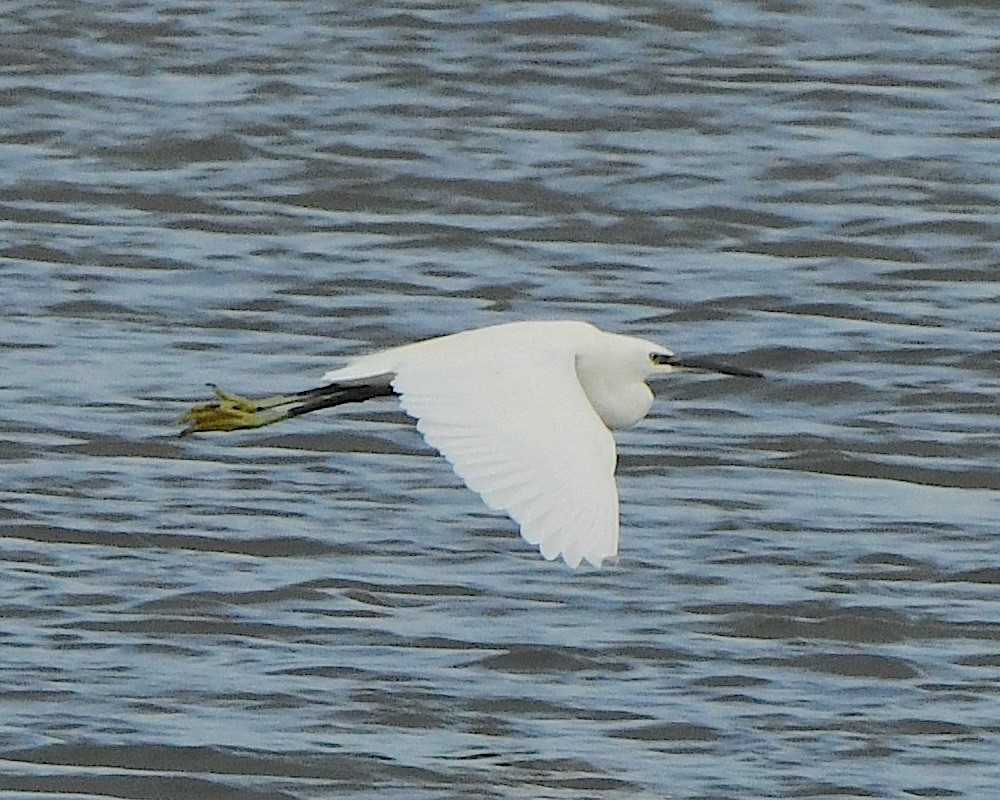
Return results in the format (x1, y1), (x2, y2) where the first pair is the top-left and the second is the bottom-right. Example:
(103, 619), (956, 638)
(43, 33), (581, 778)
(659, 355), (763, 378)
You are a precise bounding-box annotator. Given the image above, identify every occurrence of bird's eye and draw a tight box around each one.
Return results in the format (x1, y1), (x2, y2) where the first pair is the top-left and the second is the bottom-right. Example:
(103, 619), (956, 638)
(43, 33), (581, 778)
(649, 352), (659, 363)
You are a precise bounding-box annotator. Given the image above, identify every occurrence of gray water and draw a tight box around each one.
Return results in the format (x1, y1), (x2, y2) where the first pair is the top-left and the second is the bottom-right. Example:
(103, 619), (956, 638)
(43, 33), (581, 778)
(2, 1), (999, 798)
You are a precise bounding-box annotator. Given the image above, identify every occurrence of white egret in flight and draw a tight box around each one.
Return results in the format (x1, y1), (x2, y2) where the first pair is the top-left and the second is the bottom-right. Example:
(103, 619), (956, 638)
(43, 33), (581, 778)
(179, 321), (761, 568)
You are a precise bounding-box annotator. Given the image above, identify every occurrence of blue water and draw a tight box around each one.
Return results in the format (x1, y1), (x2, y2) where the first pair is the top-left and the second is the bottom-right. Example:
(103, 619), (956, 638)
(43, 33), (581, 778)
(2, 1), (999, 797)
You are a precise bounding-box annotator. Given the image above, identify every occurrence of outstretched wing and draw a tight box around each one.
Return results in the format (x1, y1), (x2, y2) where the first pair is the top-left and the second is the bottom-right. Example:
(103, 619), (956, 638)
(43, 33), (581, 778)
(387, 345), (620, 568)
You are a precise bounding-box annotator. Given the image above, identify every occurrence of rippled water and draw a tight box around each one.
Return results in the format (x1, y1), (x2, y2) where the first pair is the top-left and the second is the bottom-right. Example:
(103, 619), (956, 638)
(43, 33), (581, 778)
(3, 1), (999, 798)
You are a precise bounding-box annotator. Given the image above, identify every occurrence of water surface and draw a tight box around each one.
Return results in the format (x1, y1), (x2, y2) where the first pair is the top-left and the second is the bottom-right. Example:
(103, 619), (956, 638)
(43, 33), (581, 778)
(2, 1), (999, 798)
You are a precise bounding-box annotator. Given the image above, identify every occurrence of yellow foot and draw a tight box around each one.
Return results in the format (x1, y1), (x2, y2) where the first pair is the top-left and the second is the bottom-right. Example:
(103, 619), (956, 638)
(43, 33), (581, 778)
(178, 386), (298, 436)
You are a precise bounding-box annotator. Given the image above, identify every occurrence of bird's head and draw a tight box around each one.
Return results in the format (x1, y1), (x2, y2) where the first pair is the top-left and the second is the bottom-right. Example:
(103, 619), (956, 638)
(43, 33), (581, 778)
(576, 330), (762, 430)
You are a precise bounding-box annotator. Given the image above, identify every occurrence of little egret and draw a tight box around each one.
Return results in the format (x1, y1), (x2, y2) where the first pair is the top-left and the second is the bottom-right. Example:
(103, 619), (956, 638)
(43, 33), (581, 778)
(179, 320), (761, 568)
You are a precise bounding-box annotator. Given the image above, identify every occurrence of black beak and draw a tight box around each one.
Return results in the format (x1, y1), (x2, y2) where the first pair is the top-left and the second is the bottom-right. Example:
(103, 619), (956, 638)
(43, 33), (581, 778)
(654, 353), (763, 378)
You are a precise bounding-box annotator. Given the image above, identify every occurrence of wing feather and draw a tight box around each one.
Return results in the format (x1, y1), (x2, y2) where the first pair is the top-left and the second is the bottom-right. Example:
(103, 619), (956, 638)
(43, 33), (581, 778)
(386, 343), (620, 568)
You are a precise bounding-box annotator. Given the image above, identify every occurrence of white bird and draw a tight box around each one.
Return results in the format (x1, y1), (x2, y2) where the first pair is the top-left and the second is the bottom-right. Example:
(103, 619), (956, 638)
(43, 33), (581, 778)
(179, 320), (761, 568)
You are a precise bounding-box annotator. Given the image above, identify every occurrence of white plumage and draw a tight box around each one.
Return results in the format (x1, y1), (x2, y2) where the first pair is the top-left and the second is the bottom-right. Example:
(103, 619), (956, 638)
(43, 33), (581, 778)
(181, 320), (760, 568)
(324, 322), (625, 567)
